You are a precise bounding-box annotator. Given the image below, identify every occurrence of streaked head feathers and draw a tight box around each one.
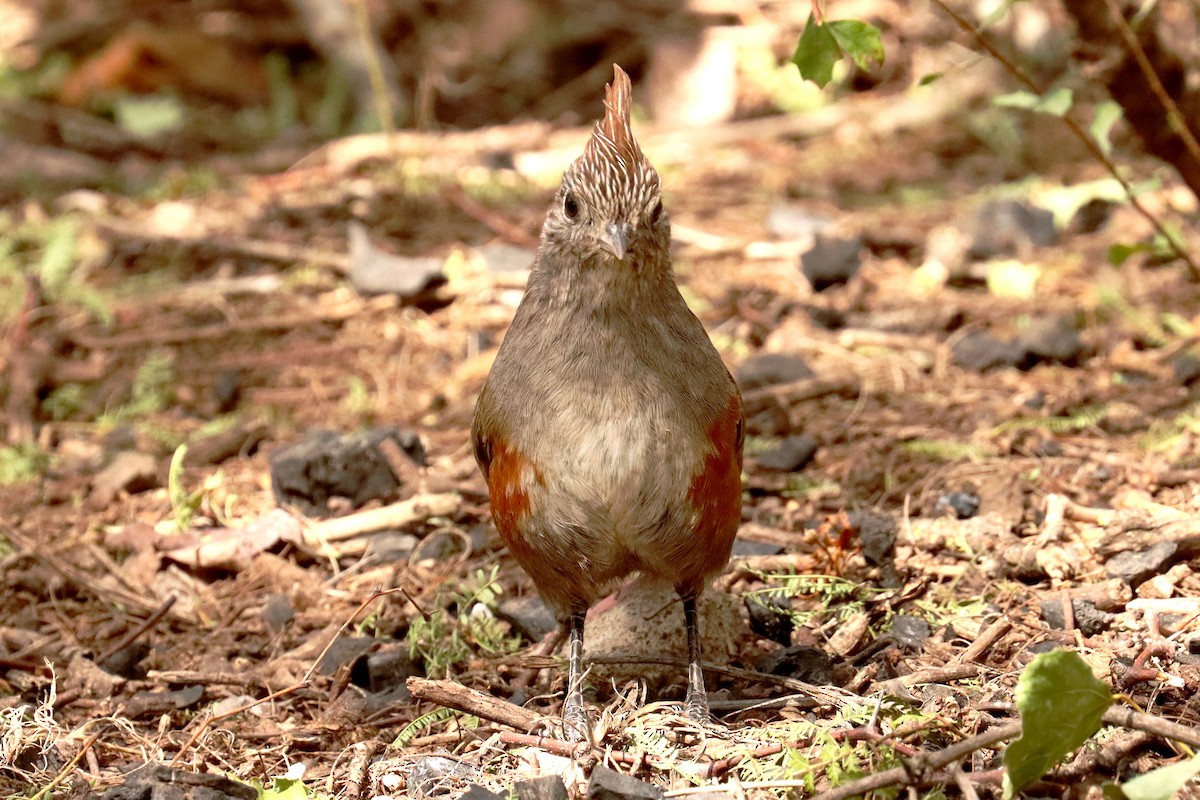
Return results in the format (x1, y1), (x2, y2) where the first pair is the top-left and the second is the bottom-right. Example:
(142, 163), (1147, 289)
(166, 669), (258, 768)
(563, 64), (661, 222)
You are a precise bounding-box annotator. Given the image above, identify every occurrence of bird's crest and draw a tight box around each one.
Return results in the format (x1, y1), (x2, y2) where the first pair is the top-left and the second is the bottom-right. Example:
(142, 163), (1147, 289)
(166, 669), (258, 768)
(580, 65), (649, 184)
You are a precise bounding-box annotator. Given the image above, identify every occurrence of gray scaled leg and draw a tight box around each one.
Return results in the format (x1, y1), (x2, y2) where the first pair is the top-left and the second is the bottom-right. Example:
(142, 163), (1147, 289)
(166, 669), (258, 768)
(682, 592), (710, 720)
(562, 611), (589, 741)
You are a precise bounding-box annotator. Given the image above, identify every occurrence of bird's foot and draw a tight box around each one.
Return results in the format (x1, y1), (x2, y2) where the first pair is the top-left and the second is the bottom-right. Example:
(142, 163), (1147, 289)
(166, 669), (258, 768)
(683, 689), (710, 723)
(561, 694), (591, 743)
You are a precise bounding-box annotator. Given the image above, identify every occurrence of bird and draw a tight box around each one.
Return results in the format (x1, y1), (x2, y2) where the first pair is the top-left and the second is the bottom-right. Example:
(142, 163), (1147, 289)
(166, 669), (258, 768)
(472, 64), (743, 733)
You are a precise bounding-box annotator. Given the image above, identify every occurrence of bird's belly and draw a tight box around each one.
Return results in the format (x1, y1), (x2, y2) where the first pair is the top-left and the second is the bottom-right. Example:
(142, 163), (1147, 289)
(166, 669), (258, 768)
(535, 404), (697, 544)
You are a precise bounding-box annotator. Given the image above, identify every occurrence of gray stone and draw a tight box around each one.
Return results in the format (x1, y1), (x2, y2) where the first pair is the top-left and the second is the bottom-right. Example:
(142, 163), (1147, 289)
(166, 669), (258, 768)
(801, 234), (863, 292)
(755, 435), (817, 472)
(349, 222), (445, 297)
(1106, 541), (1180, 587)
(966, 199), (1057, 259)
(92, 451), (158, 505)
(478, 243), (536, 273)
(737, 352), (814, 390)
(516, 776), (569, 800)
(1018, 316), (1083, 364)
(498, 594), (558, 641)
(766, 204), (835, 240)
(588, 766), (664, 800)
(951, 331), (1028, 372)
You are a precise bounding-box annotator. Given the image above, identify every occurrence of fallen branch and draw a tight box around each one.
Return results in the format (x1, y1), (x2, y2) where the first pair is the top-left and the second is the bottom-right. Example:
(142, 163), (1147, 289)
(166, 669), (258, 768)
(407, 676), (548, 732)
(304, 492), (462, 545)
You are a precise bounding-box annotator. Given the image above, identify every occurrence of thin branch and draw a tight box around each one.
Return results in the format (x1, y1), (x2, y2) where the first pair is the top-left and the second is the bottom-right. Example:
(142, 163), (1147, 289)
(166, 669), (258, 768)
(930, 0), (1200, 281)
(1101, 0), (1200, 171)
(810, 722), (1022, 800)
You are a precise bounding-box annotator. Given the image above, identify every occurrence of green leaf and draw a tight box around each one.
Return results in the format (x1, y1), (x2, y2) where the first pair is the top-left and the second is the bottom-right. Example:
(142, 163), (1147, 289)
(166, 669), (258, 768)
(168, 444), (192, 532)
(1117, 754), (1200, 800)
(1037, 178), (1127, 230)
(826, 20), (885, 71)
(994, 90), (1041, 110)
(1003, 650), (1112, 798)
(114, 94), (185, 138)
(1108, 241), (1152, 266)
(918, 72), (944, 86)
(1036, 87), (1073, 116)
(994, 87), (1074, 117)
(38, 216), (77, 295)
(1091, 101), (1123, 157)
(792, 14), (840, 88)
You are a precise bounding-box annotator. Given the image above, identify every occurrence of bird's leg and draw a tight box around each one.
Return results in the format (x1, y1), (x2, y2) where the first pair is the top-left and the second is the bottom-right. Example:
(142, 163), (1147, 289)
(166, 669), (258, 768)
(682, 593), (710, 721)
(562, 611), (590, 741)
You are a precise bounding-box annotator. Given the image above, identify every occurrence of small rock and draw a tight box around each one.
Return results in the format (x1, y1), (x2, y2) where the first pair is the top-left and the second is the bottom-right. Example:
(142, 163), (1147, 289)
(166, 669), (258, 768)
(966, 199), (1057, 259)
(498, 594), (558, 641)
(261, 593), (294, 633)
(1039, 599), (1113, 636)
(588, 765), (664, 800)
(584, 576), (743, 690)
(516, 776), (569, 800)
(213, 370), (242, 413)
(755, 435), (818, 472)
(1106, 541), (1180, 587)
(409, 757), (482, 800)
(766, 204), (835, 240)
(757, 644), (834, 684)
(98, 641), (151, 679)
(731, 538), (784, 557)
(1035, 439), (1063, 457)
(92, 451), (158, 505)
(850, 510), (897, 567)
(101, 764), (256, 800)
(745, 594), (794, 646)
(801, 234), (863, 292)
(316, 636), (375, 676)
(102, 426), (139, 455)
(349, 221), (446, 297)
(354, 643), (418, 697)
(363, 532), (420, 561)
(1067, 198), (1115, 234)
(460, 786), (506, 800)
(806, 306), (847, 330)
(1174, 353), (1200, 386)
(268, 428), (424, 515)
(1018, 316), (1083, 364)
(1188, 635), (1200, 657)
(951, 331), (1028, 372)
(477, 243), (536, 273)
(891, 615), (932, 650)
(737, 352), (814, 391)
(934, 491), (981, 520)
(1027, 640), (1062, 656)
(185, 419), (268, 466)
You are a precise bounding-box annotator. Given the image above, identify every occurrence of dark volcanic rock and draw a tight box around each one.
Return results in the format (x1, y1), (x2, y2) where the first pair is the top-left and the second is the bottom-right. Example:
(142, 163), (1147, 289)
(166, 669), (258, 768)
(738, 352), (815, 390)
(966, 199), (1057, 258)
(758, 644), (834, 684)
(1018, 316), (1083, 364)
(269, 428), (424, 515)
(588, 766), (664, 800)
(745, 593), (795, 646)
(755, 435), (818, 472)
(951, 331), (1028, 372)
(802, 234), (863, 291)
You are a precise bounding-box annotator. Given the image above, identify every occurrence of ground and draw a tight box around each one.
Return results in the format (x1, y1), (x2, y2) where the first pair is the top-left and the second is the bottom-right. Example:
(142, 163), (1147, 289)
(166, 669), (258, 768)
(3, 25), (1200, 800)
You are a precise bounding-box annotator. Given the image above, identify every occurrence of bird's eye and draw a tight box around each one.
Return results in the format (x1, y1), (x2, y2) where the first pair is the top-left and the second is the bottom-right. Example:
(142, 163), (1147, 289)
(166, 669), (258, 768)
(563, 192), (580, 220)
(649, 199), (664, 223)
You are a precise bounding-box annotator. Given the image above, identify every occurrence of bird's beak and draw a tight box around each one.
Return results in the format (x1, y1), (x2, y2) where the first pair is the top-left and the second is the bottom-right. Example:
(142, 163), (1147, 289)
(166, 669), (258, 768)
(599, 222), (631, 261)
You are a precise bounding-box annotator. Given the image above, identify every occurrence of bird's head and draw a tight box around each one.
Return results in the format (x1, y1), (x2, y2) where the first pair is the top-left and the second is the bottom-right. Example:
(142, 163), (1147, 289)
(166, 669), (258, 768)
(542, 65), (667, 265)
